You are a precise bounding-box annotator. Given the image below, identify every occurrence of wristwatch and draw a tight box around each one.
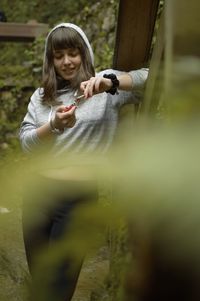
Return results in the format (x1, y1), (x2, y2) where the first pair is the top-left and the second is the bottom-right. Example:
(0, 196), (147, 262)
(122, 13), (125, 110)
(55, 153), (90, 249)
(103, 73), (119, 95)
(49, 117), (64, 135)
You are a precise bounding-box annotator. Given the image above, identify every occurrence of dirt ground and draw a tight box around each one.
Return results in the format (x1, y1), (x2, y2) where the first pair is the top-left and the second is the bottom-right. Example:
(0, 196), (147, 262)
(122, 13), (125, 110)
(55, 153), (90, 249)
(72, 246), (109, 301)
(0, 206), (109, 301)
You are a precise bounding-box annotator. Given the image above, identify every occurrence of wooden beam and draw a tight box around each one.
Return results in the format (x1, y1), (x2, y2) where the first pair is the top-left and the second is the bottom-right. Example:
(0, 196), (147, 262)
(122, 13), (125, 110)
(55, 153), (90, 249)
(0, 22), (49, 42)
(140, 13), (164, 115)
(113, 0), (160, 71)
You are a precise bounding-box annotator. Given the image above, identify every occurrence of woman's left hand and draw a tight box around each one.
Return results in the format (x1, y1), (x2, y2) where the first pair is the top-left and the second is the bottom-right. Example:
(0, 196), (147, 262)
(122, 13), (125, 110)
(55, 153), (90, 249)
(80, 76), (112, 99)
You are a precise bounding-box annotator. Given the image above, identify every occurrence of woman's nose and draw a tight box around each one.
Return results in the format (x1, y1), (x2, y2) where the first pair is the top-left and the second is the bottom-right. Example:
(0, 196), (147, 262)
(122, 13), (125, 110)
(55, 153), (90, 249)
(63, 54), (71, 65)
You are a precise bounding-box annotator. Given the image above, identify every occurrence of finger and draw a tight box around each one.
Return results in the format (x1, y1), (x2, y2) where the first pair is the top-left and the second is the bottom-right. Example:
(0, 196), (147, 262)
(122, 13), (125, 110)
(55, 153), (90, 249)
(66, 105), (77, 115)
(62, 105), (77, 116)
(88, 77), (96, 97)
(56, 105), (66, 113)
(68, 119), (76, 128)
(64, 118), (76, 128)
(62, 112), (76, 126)
(81, 77), (96, 99)
(83, 77), (96, 98)
(67, 114), (76, 123)
(80, 81), (89, 97)
(80, 81), (88, 91)
(81, 81), (91, 99)
(94, 77), (103, 93)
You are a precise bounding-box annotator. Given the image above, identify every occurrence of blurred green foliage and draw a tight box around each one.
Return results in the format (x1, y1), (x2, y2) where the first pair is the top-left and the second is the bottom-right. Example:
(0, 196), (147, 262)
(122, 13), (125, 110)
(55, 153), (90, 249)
(1, 120), (200, 300)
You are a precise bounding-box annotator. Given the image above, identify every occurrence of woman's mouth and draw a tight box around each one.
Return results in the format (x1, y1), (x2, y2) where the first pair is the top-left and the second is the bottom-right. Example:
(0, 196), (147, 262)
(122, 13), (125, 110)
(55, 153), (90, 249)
(62, 68), (75, 74)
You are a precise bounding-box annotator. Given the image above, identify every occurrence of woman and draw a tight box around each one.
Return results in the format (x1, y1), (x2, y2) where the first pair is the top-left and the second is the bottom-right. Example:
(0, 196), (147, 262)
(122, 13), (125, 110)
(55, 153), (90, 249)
(19, 23), (148, 301)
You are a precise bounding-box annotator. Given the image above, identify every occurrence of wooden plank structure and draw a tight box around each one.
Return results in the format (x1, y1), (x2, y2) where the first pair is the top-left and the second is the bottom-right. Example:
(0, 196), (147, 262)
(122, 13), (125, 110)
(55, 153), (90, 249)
(0, 21), (49, 42)
(113, 0), (160, 71)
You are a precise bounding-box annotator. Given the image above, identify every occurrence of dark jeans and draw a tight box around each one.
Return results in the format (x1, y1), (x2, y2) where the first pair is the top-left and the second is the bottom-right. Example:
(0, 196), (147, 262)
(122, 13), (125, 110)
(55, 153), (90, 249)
(22, 176), (97, 301)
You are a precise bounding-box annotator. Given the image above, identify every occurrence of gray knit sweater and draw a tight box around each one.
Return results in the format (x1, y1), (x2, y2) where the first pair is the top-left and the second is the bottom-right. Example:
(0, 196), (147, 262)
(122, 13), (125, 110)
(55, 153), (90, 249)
(19, 68), (148, 155)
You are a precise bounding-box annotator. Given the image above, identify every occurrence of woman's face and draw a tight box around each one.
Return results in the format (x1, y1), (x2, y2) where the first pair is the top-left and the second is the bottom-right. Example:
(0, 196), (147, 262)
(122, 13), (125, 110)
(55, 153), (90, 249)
(53, 48), (82, 81)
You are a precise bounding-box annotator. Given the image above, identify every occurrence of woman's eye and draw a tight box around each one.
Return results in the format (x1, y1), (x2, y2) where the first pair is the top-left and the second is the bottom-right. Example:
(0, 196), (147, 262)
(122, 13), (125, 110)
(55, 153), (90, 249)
(53, 49), (79, 59)
(54, 54), (63, 59)
(68, 50), (79, 57)
(69, 53), (75, 57)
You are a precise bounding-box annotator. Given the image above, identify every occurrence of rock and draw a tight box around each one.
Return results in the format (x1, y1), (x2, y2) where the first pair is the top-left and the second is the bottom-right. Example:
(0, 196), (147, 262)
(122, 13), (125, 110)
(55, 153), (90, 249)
(0, 207), (10, 214)
(0, 142), (9, 150)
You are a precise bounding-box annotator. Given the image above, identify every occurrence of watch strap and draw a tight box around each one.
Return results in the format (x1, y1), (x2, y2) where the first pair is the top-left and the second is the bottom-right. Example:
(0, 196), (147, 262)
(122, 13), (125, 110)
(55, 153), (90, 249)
(103, 73), (119, 95)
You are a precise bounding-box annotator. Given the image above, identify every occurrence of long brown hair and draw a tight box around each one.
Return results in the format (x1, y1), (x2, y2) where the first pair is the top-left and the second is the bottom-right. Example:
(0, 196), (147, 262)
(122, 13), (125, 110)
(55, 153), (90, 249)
(42, 27), (95, 104)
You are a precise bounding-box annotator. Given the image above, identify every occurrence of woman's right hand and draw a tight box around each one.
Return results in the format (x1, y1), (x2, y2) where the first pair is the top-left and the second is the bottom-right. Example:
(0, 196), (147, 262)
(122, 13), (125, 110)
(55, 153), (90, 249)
(53, 105), (77, 130)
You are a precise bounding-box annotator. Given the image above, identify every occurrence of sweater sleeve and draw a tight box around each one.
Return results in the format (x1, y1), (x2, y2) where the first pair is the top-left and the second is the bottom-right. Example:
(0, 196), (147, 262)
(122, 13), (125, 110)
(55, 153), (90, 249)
(128, 68), (149, 90)
(19, 90), (42, 153)
(99, 68), (148, 108)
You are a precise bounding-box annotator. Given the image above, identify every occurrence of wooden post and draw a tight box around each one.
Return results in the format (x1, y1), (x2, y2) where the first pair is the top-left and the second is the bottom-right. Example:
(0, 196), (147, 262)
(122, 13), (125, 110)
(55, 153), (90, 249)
(113, 0), (160, 71)
(140, 13), (164, 115)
